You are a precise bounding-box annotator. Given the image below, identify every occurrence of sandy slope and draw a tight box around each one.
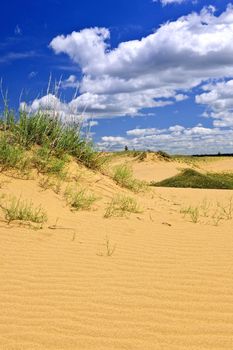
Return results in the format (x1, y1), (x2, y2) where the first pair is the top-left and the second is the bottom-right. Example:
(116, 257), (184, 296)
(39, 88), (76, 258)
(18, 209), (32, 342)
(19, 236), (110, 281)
(110, 153), (182, 182)
(201, 158), (233, 173)
(1, 159), (233, 349)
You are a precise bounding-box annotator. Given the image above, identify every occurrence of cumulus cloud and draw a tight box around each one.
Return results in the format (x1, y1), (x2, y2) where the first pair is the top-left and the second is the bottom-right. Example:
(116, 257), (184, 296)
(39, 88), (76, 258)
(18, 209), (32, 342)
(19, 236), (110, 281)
(25, 4), (233, 120)
(196, 80), (233, 127)
(61, 75), (80, 89)
(20, 94), (93, 124)
(98, 125), (233, 154)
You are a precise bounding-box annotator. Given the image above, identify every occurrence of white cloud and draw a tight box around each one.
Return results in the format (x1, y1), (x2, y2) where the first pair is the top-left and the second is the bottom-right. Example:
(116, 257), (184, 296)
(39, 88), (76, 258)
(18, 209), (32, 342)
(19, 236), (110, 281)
(25, 5), (233, 122)
(61, 75), (80, 89)
(126, 128), (165, 136)
(154, 0), (186, 5)
(102, 136), (126, 144)
(0, 51), (36, 64)
(99, 125), (233, 154)
(196, 80), (233, 127)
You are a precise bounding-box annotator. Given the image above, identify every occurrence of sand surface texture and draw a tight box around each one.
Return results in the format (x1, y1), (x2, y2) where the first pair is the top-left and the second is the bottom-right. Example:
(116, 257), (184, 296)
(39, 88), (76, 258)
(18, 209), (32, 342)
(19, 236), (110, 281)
(1, 157), (233, 349)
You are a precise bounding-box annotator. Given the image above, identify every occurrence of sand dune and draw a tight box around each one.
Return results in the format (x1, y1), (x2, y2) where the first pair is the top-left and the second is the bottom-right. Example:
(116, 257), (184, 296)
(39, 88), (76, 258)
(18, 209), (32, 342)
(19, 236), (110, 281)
(1, 158), (233, 349)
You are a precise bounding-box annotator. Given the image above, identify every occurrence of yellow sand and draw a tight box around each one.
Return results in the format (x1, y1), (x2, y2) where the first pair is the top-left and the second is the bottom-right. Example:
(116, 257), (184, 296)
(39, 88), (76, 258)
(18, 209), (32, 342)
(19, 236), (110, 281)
(1, 158), (233, 349)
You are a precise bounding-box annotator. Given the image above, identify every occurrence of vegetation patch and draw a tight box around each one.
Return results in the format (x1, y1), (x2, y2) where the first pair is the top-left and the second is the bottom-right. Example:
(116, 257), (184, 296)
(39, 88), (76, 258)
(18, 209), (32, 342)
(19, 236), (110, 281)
(151, 169), (233, 189)
(0, 195), (47, 226)
(65, 186), (98, 211)
(0, 136), (29, 173)
(0, 110), (109, 171)
(156, 150), (171, 161)
(32, 146), (68, 177)
(104, 194), (141, 218)
(180, 197), (233, 226)
(113, 164), (146, 192)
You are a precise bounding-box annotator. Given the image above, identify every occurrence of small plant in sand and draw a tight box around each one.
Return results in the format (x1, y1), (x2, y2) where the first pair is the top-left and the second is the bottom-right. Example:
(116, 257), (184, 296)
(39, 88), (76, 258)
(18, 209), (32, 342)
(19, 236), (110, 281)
(200, 198), (211, 217)
(180, 197), (233, 226)
(39, 176), (62, 194)
(0, 195), (47, 225)
(211, 210), (223, 227)
(180, 205), (200, 223)
(65, 186), (97, 211)
(113, 164), (146, 193)
(98, 236), (116, 257)
(217, 197), (233, 220)
(104, 194), (141, 218)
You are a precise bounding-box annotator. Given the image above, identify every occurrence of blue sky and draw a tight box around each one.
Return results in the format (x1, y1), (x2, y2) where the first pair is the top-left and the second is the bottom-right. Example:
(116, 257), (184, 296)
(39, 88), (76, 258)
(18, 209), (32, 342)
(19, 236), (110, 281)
(1, 0), (233, 153)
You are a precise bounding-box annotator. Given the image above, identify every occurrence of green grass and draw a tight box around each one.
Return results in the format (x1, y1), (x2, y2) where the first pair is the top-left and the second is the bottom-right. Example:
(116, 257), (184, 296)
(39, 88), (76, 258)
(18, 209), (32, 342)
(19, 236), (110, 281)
(104, 194), (141, 218)
(113, 164), (146, 192)
(0, 136), (28, 172)
(0, 110), (108, 171)
(151, 169), (233, 189)
(0, 196), (47, 225)
(32, 146), (67, 177)
(65, 187), (98, 211)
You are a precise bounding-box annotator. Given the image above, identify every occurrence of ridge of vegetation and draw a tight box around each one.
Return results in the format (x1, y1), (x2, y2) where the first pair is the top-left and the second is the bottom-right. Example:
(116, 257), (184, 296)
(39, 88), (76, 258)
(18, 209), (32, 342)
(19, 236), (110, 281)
(151, 168), (233, 189)
(0, 108), (109, 173)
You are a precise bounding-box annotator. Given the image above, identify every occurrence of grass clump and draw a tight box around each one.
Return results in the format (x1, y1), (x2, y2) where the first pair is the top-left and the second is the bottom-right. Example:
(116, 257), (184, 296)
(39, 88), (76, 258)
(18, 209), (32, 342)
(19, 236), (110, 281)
(104, 194), (141, 218)
(0, 136), (28, 173)
(32, 146), (67, 177)
(180, 205), (200, 223)
(156, 150), (171, 161)
(151, 168), (233, 189)
(65, 187), (97, 211)
(0, 195), (47, 225)
(0, 110), (108, 171)
(113, 164), (146, 192)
